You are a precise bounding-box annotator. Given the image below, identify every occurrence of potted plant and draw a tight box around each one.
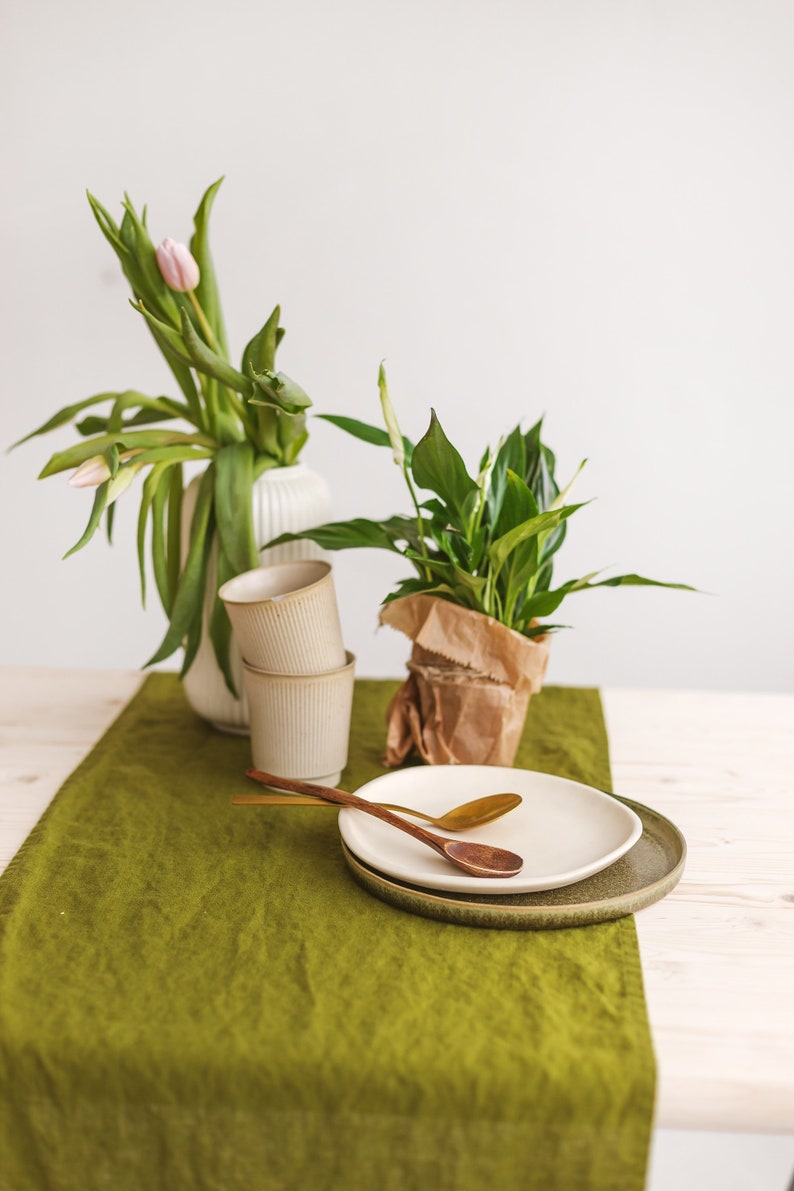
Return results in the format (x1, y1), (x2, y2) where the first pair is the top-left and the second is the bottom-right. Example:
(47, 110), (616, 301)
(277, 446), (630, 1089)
(276, 366), (695, 765)
(13, 179), (331, 731)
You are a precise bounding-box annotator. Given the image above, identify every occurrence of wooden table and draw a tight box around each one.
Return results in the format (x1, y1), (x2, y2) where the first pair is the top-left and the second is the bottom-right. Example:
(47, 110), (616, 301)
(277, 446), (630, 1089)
(0, 667), (792, 1136)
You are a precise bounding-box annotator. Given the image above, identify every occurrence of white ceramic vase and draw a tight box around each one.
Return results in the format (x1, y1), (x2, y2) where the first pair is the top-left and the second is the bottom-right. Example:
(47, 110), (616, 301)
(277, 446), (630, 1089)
(180, 463), (332, 733)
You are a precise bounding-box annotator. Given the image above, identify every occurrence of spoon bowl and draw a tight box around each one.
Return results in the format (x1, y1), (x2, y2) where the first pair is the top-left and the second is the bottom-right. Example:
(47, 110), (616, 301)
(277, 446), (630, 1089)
(245, 769), (524, 879)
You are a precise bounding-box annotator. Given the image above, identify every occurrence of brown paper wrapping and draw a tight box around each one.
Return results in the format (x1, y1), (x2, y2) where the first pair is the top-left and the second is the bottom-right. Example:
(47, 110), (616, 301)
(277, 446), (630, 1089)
(379, 594), (550, 767)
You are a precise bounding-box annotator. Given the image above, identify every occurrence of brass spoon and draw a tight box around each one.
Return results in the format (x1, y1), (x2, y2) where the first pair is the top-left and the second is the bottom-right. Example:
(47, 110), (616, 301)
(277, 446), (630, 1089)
(244, 768), (523, 879)
(232, 788), (522, 832)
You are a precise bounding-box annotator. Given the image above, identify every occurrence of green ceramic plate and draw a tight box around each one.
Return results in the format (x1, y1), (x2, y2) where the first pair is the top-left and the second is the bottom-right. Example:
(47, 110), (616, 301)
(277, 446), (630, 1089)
(341, 795), (685, 930)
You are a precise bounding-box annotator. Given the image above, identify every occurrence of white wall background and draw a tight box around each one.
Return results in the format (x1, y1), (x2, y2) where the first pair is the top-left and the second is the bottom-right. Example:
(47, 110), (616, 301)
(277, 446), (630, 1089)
(2, 0), (793, 695)
(2, 6), (794, 1185)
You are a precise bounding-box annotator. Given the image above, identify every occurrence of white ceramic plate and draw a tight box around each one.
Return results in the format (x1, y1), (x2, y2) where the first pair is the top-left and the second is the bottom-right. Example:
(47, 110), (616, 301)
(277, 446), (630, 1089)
(338, 765), (643, 894)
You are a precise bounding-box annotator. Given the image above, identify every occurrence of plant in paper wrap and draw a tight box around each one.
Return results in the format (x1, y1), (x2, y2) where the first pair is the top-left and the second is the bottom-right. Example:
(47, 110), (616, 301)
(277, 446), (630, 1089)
(273, 366), (696, 766)
(13, 179), (314, 695)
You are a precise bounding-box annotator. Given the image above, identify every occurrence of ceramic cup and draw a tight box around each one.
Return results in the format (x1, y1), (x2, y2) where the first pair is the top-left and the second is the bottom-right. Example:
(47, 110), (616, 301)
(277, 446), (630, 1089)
(219, 560), (346, 675)
(243, 652), (356, 786)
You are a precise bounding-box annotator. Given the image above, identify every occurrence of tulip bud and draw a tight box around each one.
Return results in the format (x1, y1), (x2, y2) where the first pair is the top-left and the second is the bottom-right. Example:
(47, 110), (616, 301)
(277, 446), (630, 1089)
(156, 238), (200, 292)
(69, 455), (111, 488)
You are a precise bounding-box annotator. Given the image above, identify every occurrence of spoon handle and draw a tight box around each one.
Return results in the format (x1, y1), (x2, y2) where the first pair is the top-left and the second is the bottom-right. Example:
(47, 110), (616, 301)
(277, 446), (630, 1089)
(245, 769), (452, 861)
(233, 791), (434, 822)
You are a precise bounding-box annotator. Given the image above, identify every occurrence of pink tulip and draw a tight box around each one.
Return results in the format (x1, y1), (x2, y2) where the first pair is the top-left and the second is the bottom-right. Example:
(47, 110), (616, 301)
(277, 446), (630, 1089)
(68, 449), (143, 489)
(155, 238), (200, 292)
(69, 455), (111, 488)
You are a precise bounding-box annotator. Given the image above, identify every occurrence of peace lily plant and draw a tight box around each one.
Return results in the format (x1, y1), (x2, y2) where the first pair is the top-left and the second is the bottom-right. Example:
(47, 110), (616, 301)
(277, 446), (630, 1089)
(281, 367), (695, 635)
(14, 179), (312, 693)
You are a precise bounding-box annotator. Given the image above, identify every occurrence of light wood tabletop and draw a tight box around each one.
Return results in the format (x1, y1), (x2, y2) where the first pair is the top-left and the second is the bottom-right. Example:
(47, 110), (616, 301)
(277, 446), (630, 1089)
(0, 666), (792, 1136)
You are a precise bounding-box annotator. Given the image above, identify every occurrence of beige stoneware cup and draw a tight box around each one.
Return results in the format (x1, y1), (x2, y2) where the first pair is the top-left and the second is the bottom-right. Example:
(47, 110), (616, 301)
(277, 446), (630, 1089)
(243, 652), (356, 786)
(219, 560), (346, 675)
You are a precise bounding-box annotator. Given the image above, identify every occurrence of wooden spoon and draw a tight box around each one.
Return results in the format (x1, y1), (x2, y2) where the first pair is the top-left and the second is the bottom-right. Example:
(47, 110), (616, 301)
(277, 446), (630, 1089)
(244, 768), (523, 879)
(232, 789), (522, 832)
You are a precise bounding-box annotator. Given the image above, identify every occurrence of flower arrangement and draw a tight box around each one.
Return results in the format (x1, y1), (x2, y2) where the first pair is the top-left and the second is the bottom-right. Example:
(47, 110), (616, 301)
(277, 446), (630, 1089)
(14, 179), (311, 692)
(278, 365), (694, 633)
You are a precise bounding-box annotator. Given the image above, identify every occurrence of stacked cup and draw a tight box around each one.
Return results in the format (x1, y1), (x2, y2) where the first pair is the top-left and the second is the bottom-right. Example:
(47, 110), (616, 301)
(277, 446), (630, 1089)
(219, 560), (354, 786)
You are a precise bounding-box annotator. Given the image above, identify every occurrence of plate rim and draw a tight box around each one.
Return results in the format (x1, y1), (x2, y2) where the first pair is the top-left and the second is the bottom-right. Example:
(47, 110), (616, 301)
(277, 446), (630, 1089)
(338, 764), (644, 894)
(340, 794), (687, 930)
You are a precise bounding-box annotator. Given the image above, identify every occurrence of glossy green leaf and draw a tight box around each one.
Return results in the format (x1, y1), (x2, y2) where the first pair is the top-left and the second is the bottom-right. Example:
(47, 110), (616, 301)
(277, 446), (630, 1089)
(573, 573), (699, 593)
(524, 421), (560, 511)
(493, 469), (539, 541)
(488, 504), (586, 577)
(191, 177), (228, 356)
(403, 551), (487, 607)
(316, 414), (415, 464)
(488, 426), (526, 530)
(267, 516), (415, 554)
(214, 442), (258, 574)
(411, 410), (478, 525)
(516, 576), (595, 622)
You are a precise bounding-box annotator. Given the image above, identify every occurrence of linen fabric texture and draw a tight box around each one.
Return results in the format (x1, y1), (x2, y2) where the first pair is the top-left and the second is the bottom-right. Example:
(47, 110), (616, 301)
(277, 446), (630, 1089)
(0, 676), (655, 1191)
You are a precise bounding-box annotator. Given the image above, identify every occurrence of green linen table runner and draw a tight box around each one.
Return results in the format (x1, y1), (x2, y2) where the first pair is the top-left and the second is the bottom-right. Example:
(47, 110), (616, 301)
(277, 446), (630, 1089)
(0, 676), (655, 1191)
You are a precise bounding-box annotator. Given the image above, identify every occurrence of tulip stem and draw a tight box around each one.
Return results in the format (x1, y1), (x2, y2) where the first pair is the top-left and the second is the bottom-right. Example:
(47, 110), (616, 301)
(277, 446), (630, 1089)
(187, 291), (221, 355)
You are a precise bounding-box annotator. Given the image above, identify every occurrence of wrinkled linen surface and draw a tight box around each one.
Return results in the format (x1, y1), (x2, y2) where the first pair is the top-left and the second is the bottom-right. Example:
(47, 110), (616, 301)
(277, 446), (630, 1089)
(0, 675), (655, 1191)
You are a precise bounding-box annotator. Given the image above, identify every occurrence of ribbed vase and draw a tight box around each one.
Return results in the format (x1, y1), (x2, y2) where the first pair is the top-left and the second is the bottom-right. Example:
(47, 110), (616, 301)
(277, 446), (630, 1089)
(181, 463), (332, 733)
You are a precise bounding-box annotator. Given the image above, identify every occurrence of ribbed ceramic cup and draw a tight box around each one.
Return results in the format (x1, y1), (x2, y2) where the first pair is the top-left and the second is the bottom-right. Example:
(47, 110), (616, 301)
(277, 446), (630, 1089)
(219, 560), (346, 675)
(243, 652), (356, 786)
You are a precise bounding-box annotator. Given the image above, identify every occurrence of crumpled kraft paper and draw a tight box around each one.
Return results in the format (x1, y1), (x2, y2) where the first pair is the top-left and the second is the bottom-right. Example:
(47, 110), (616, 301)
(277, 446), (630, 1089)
(379, 594), (550, 767)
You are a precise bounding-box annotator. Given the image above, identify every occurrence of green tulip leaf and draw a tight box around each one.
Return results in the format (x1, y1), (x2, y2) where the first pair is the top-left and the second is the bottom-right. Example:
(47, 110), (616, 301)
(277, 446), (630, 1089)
(119, 198), (181, 327)
(241, 305), (280, 376)
(214, 442), (259, 575)
(179, 308), (253, 396)
(209, 540), (238, 698)
(146, 465), (215, 667)
(38, 430), (214, 479)
(278, 412), (309, 466)
(63, 483), (109, 559)
(248, 368), (311, 416)
(166, 464), (184, 610)
(150, 465), (173, 615)
(191, 177), (229, 357)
